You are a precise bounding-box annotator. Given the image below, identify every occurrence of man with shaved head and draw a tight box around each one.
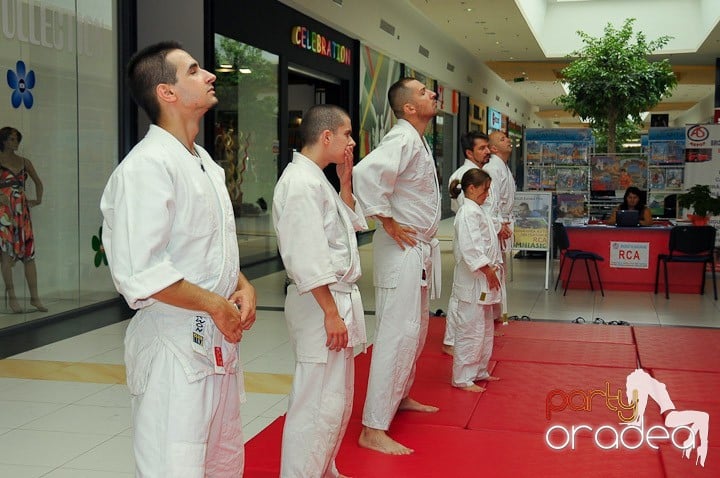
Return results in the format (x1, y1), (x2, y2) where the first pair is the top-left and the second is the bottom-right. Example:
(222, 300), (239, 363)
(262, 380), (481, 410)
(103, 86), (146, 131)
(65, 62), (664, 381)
(353, 77), (442, 455)
(273, 104), (367, 478)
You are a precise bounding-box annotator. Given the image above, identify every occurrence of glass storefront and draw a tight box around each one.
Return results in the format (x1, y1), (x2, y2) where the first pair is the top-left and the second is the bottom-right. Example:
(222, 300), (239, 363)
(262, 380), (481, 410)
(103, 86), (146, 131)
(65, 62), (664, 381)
(213, 34), (279, 265)
(0, 0), (118, 329)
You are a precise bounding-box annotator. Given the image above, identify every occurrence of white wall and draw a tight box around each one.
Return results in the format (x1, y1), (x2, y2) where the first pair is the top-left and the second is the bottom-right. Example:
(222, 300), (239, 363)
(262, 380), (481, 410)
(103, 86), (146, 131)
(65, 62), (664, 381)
(673, 93), (716, 125)
(136, 0), (207, 144)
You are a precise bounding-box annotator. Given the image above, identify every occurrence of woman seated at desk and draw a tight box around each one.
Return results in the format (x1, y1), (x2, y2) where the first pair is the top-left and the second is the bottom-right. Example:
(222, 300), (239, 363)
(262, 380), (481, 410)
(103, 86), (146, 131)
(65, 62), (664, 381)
(606, 186), (653, 226)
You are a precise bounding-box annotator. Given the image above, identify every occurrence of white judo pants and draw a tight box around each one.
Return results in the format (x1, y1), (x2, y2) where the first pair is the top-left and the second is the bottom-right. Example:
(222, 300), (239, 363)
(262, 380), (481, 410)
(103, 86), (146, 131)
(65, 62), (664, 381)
(131, 347), (244, 477)
(362, 257), (429, 430)
(452, 300), (495, 387)
(443, 297), (459, 346)
(281, 347), (354, 478)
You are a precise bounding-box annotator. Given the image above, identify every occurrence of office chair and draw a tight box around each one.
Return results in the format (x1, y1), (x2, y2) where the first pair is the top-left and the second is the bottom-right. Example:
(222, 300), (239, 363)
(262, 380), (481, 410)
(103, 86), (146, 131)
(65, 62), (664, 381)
(654, 225), (717, 300)
(553, 222), (605, 296)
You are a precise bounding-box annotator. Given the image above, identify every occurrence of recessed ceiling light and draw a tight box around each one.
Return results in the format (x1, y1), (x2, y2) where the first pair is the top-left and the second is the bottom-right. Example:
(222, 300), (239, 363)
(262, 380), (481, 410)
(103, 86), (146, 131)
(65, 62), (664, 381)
(238, 68), (252, 74)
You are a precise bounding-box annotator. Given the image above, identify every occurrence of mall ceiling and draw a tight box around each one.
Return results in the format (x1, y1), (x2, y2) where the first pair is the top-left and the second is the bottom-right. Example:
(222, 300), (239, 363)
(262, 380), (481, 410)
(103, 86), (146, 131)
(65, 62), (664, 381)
(408, 0), (720, 128)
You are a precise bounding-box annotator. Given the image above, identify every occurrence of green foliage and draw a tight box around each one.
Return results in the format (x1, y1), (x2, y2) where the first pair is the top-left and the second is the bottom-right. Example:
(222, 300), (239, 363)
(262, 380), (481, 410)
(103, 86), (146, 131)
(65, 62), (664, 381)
(591, 117), (642, 153)
(678, 185), (720, 217)
(554, 18), (677, 153)
(91, 227), (107, 267)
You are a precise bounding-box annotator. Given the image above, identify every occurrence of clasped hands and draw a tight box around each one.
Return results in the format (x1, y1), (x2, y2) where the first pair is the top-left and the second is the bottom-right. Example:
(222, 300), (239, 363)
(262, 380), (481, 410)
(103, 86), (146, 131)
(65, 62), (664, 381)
(214, 288), (257, 343)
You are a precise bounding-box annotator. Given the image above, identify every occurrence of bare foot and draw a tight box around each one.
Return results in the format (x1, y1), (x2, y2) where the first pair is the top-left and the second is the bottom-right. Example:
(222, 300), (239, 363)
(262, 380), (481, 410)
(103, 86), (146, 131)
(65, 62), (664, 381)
(484, 375), (500, 381)
(398, 397), (439, 413)
(441, 344), (454, 356)
(457, 384), (485, 393)
(30, 299), (48, 312)
(7, 296), (21, 313)
(359, 427), (413, 455)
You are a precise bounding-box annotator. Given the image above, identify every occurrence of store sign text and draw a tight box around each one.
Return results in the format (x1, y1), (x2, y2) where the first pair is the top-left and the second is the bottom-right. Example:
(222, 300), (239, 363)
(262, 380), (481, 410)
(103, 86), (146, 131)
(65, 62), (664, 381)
(1, 0), (106, 56)
(291, 26), (351, 66)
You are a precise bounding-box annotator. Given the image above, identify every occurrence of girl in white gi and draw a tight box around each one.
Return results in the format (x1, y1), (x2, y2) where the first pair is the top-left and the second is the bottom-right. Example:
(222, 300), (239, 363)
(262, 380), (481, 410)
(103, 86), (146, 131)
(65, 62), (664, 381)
(448, 168), (502, 392)
(273, 105), (367, 478)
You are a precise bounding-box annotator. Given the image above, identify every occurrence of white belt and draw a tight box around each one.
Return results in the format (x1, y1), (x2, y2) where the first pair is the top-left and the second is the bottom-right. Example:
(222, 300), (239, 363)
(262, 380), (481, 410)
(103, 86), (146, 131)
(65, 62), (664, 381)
(415, 231), (441, 300)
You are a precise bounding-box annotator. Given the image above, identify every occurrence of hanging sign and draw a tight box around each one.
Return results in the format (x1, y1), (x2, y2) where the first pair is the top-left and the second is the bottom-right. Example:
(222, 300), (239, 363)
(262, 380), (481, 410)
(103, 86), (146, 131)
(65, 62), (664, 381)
(290, 26), (351, 66)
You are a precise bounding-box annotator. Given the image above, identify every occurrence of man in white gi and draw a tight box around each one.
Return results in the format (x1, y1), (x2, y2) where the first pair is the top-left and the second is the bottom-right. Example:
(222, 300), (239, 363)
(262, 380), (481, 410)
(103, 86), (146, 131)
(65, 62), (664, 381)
(273, 104), (367, 478)
(100, 41), (257, 477)
(443, 131), (491, 357)
(484, 130), (516, 249)
(354, 77), (441, 455)
(449, 131), (491, 214)
(484, 130), (516, 325)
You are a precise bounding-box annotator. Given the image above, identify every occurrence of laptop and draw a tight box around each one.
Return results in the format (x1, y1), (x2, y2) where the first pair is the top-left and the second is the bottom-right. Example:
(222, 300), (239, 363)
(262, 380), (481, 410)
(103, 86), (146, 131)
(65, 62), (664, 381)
(616, 209), (640, 227)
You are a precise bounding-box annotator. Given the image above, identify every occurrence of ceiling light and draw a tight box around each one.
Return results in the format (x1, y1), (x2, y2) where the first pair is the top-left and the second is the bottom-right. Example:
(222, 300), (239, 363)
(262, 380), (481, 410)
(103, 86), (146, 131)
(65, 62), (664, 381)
(238, 68), (252, 74)
(220, 64), (233, 69)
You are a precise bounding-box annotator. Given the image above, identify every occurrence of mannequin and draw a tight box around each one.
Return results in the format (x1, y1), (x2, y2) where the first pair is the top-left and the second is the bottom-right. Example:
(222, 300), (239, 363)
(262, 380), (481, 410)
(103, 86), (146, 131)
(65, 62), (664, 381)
(0, 126), (46, 313)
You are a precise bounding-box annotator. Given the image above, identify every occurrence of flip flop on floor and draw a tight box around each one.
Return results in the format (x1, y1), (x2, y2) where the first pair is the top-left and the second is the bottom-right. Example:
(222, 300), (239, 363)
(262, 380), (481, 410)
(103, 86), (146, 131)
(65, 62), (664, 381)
(572, 317), (586, 324)
(593, 317), (607, 325)
(608, 320), (631, 326)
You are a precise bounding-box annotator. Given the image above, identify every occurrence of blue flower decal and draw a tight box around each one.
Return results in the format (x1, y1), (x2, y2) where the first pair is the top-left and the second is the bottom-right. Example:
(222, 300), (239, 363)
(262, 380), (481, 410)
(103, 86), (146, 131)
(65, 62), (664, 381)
(7, 60), (36, 109)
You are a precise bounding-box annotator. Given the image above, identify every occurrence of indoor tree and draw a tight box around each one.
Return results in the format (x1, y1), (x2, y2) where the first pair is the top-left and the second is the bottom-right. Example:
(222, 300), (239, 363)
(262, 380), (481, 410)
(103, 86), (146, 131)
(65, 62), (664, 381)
(554, 18), (677, 153)
(591, 117), (642, 154)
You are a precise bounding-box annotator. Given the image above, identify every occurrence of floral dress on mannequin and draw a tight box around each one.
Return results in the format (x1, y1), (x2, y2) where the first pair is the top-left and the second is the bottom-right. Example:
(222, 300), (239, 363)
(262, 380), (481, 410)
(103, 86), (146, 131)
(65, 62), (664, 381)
(0, 162), (35, 261)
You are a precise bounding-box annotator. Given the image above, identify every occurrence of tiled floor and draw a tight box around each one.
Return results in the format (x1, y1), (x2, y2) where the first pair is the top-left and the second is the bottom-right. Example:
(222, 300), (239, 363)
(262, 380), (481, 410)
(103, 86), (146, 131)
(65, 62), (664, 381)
(0, 218), (718, 476)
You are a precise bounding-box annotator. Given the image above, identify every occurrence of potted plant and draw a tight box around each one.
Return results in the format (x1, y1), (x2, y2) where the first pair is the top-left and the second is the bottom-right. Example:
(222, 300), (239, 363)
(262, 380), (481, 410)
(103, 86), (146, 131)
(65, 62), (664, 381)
(677, 185), (720, 225)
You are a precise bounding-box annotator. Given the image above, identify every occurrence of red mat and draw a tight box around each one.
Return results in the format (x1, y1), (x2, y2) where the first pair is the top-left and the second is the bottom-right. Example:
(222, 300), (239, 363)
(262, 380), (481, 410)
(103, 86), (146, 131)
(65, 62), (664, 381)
(244, 321), (720, 477)
(467, 362), (665, 436)
(352, 356), (480, 428)
(634, 327), (720, 372)
(650, 369), (720, 405)
(659, 443), (719, 478)
(244, 416), (284, 475)
(495, 320), (635, 344)
(334, 421), (665, 478)
(491, 336), (638, 368)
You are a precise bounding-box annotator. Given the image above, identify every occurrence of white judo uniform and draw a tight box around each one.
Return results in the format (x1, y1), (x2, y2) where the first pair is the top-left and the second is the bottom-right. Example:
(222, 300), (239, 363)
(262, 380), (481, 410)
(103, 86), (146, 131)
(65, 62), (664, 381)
(100, 125), (245, 477)
(353, 119), (441, 430)
(445, 159), (481, 348)
(483, 153), (516, 251)
(450, 199), (503, 387)
(273, 152), (368, 478)
(483, 153), (516, 320)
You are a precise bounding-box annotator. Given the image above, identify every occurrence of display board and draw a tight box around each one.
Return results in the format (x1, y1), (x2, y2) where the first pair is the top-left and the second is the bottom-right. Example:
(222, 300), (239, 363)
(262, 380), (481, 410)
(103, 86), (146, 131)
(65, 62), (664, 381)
(512, 191), (553, 289)
(524, 128), (593, 194)
(647, 127), (686, 217)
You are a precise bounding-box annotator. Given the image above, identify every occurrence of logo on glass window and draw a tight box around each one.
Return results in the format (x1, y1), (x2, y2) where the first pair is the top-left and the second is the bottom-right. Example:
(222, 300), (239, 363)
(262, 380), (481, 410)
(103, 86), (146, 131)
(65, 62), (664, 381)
(6, 60), (36, 109)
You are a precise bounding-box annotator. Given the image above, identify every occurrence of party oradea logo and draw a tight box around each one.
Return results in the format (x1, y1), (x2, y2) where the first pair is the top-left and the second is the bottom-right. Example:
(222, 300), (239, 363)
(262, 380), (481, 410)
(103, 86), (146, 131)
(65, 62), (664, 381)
(544, 368), (708, 467)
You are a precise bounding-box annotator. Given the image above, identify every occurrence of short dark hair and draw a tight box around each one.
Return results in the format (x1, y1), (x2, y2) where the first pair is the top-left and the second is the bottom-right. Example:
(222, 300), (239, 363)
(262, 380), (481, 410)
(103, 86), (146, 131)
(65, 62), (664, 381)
(460, 131), (489, 154)
(126, 40), (183, 123)
(387, 77), (417, 119)
(299, 105), (349, 148)
(0, 127), (22, 152)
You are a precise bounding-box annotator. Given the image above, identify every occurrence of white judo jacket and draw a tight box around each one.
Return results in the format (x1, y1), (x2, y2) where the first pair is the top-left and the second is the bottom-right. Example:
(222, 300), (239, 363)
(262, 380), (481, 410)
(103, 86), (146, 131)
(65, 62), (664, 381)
(452, 199), (503, 305)
(273, 153), (368, 363)
(353, 119), (442, 298)
(101, 125), (242, 397)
